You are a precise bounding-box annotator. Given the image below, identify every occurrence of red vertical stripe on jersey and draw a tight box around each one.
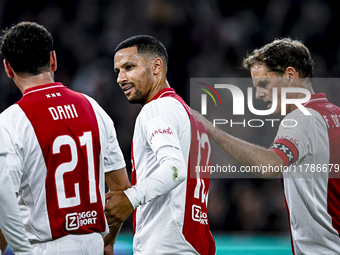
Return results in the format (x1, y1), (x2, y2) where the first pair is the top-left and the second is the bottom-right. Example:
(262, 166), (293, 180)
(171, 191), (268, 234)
(325, 119), (340, 234)
(131, 142), (137, 235)
(154, 89), (216, 255)
(305, 98), (340, 237)
(17, 83), (106, 239)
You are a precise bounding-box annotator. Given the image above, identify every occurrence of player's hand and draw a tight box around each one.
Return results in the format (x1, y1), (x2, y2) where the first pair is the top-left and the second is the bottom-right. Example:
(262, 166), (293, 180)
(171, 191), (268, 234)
(105, 191), (133, 229)
(193, 110), (213, 133)
(104, 244), (114, 255)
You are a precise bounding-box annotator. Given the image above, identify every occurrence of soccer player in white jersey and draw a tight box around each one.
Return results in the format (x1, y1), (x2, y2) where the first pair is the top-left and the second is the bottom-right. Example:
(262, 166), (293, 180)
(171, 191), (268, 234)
(197, 38), (340, 255)
(0, 21), (131, 255)
(0, 131), (32, 255)
(105, 35), (216, 254)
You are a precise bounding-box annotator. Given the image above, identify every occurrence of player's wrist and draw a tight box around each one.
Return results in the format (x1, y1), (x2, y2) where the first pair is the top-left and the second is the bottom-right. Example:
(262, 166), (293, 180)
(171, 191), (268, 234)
(123, 187), (139, 209)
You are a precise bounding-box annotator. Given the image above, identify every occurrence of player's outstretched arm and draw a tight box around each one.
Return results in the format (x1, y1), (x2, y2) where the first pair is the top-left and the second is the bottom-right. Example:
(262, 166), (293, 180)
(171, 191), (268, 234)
(194, 110), (284, 178)
(104, 167), (131, 255)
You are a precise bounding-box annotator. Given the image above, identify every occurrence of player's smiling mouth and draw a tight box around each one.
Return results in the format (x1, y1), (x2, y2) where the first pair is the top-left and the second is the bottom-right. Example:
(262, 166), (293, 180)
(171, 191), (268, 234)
(267, 101), (272, 109)
(263, 97), (273, 109)
(122, 84), (134, 95)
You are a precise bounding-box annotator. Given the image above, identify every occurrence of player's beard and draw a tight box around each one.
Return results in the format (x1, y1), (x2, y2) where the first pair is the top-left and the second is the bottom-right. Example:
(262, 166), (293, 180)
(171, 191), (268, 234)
(126, 66), (154, 105)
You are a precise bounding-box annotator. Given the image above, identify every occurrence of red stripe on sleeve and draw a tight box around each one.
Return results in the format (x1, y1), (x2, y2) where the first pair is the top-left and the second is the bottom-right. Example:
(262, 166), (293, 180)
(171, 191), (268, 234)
(270, 148), (290, 166)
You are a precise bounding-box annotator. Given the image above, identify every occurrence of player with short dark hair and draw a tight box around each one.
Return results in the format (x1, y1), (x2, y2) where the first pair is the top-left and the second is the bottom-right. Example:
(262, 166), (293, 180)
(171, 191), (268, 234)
(114, 34), (169, 73)
(1, 21), (53, 75)
(197, 38), (340, 255)
(243, 38), (314, 78)
(105, 35), (216, 254)
(0, 21), (130, 255)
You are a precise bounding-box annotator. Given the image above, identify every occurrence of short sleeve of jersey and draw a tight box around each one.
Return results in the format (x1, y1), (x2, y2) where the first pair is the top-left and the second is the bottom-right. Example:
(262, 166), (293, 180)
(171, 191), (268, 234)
(0, 105), (25, 192)
(270, 109), (313, 166)
(83, 95), (126, 172)
(140, 98), (185, 154)
(104, 126), (126, 172)
(0, 129), (7, 156)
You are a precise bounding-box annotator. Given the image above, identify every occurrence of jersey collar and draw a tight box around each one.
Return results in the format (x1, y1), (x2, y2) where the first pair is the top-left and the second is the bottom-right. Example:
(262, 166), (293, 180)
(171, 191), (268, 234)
(303, 93), (327, 107)
(148, 88), (176, 103)
(23, 82), (64, 96)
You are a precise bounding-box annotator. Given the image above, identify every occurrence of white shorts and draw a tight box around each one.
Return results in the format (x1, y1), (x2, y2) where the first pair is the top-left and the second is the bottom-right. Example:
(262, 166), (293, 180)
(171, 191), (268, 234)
(31, 232), (103, 255)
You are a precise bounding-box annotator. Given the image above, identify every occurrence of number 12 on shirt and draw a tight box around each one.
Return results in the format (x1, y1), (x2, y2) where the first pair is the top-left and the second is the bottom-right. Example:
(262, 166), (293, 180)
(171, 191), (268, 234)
(194, 131), (211, 204)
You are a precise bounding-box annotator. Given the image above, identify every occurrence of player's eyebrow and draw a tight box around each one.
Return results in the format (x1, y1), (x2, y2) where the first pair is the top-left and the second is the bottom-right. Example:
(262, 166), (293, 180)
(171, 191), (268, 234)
(114, 61), (136, 73)
(254, 79), (269, 88)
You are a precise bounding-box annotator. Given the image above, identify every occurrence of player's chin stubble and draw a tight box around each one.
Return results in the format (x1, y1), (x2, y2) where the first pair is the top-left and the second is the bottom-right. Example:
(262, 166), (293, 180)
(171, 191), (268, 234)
(127, 88), (144, 105)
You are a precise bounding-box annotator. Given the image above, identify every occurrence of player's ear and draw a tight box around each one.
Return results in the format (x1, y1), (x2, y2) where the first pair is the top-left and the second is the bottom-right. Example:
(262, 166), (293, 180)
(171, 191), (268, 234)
(152, 58), (163, 75)
(284, 66), (299, 86)
(3, 59), (14, 79)
(285, 66), (298, 78)
(50, 51), (57, 72)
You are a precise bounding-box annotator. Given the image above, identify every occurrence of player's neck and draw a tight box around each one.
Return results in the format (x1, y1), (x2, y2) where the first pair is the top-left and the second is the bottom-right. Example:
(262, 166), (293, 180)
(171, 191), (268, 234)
(142, 79), (170, 107)
(14, 71), (55, 94)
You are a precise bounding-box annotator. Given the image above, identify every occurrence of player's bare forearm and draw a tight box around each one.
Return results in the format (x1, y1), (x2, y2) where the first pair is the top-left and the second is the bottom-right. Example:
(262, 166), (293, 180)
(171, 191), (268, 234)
(0, 229), (7, 253)
(104, 168), (131, 253)
(105, 167), (131, 192)
(103, 223), (123, 255)
(195, 111), (284, 178)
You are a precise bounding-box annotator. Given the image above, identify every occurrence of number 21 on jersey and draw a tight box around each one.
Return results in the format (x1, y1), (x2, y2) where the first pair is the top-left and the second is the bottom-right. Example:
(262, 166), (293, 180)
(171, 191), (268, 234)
(53, 131), (97, 209)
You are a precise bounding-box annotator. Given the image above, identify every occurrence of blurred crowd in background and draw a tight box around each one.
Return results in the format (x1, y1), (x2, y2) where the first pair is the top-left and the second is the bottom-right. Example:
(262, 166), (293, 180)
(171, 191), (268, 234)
(1, 0), (340, 235)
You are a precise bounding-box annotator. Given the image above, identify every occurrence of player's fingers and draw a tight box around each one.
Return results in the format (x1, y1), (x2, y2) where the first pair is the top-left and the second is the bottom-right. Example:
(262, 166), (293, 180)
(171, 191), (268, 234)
(108, 219), (122, 229)
(104, 202), (112, 212)
(106, 216), (116, 225)
(105, 207), (117, 218)
(112, 220), (122, 229)
(105, 191), (114, 200)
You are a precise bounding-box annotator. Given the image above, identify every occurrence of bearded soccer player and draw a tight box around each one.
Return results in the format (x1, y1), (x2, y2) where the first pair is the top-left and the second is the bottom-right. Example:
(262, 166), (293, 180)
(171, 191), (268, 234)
(105, 35), (216, 254)
(0, 21), (130, 255)
(197, 38), (340, 255)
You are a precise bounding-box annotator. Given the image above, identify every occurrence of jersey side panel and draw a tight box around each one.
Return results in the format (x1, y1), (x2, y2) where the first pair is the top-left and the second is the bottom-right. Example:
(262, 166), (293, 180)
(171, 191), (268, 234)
(307, 102), (340, 235)
(167, 93), (216, 255)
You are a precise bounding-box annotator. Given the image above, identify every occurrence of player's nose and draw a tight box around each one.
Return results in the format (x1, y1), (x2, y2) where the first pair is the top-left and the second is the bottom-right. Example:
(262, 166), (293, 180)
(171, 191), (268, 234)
(255, 87), (265, 100)
(117, 71), (127, 86)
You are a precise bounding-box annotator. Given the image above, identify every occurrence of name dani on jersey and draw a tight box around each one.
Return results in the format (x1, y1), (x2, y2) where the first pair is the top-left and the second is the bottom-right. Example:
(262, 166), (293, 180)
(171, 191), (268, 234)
(48, 104), (78, 120)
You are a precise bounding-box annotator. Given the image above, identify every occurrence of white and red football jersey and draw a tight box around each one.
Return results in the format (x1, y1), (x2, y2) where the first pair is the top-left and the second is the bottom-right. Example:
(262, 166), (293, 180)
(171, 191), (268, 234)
(126, 88), (216, 254)
(270, 93), (340, 254)
(0, 83), (125, 243)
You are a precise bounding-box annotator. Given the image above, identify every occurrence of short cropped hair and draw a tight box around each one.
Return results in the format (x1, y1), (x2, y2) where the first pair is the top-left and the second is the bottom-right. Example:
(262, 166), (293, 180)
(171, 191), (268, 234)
(115, 35), (168, 71)
(243, 38), (314, 78)
(1, 21), (53, 76)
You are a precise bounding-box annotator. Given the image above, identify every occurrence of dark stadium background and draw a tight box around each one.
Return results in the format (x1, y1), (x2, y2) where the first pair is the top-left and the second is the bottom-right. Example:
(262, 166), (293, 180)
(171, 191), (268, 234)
(1, 0), (339, 254)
